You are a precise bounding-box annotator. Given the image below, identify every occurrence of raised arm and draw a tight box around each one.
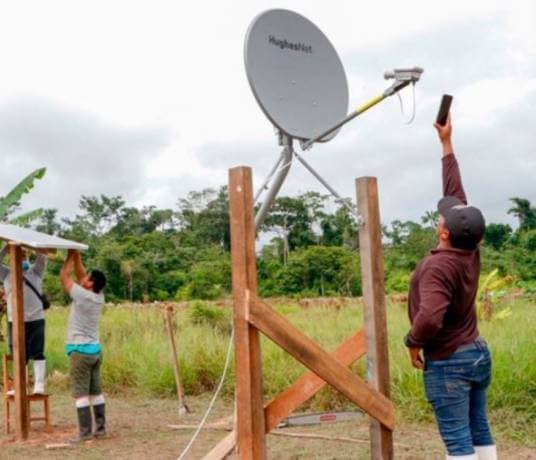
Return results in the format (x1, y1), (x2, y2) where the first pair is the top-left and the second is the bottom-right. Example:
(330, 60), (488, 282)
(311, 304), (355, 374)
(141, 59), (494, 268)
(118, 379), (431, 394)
(435, 115), (467, 204)
(31, 253), (48, 278)
(60, 250), (76, 293)
(0, 244), (9, 281)
(73, 251), (87, 282)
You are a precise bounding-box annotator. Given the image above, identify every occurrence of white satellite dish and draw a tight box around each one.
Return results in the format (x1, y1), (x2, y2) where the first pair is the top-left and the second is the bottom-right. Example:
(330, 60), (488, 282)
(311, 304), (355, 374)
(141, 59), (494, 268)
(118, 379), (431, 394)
(244, 9), (349, 142)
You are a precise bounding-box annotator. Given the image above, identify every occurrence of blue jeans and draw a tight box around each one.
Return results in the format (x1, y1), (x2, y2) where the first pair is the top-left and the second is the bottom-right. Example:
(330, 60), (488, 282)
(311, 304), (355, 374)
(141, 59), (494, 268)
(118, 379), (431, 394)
(424, 338), (494, 456)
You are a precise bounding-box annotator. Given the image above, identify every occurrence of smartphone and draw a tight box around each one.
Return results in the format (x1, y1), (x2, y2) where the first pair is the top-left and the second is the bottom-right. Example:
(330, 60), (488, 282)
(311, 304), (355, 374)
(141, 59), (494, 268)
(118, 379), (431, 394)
(436, 94), (453, 126)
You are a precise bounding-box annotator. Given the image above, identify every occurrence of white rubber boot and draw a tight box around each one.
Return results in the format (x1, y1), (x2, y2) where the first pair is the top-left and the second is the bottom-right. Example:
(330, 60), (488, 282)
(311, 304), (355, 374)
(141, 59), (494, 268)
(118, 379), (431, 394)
(446, 454), (478, 460)
(475, 445), (498, 460)
(33, 360), (46, 394)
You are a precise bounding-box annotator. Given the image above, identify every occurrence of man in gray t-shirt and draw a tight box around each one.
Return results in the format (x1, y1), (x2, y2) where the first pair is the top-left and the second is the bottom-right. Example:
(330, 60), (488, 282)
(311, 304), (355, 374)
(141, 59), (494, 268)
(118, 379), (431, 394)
(60, 249), (107, 442)
(0, 244), (48, 394)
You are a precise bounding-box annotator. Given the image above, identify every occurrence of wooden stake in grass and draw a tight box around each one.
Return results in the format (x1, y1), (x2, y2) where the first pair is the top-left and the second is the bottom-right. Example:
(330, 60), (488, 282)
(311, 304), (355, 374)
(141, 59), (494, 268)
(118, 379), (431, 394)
(164, 304), (189, 415)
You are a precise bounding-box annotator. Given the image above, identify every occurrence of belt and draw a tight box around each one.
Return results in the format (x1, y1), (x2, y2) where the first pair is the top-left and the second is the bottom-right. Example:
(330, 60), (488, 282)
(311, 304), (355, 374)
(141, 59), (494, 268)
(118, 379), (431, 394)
(455, 337), (487, 353)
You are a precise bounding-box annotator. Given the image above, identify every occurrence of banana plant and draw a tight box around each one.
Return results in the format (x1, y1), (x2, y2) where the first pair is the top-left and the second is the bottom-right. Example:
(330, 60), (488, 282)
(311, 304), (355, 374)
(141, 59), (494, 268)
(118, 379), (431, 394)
(0, 168), (47, 341)
(0, 167), (46, 224)
(477, 269), (514, 321)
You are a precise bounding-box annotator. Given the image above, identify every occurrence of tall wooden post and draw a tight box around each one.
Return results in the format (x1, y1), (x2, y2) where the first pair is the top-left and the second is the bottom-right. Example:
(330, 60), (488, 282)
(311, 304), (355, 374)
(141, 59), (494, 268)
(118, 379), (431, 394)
(9, 243), (29, 440)
(229, 167), (266, 459)
(356, 177), (393, 460)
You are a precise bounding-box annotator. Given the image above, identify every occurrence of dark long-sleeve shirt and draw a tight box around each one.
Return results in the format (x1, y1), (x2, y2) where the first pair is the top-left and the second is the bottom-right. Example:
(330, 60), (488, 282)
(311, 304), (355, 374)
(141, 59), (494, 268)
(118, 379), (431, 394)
(406, 154), (480, 360)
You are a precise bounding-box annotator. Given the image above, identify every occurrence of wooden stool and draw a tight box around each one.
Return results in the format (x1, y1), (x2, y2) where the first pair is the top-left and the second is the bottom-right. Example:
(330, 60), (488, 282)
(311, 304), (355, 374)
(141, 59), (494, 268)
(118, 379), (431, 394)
(2, 354), (51, 434)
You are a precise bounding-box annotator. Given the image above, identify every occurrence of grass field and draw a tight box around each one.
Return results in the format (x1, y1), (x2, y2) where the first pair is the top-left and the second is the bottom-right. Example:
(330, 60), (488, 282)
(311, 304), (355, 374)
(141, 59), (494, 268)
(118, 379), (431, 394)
(1, 296), (534, 448)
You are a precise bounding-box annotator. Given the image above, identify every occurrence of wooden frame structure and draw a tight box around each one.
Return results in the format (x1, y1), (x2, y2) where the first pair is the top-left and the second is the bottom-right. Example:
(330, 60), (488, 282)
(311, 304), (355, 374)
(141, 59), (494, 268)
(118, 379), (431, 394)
(0, 224), (87, 441)
(204, 167), (394, 459)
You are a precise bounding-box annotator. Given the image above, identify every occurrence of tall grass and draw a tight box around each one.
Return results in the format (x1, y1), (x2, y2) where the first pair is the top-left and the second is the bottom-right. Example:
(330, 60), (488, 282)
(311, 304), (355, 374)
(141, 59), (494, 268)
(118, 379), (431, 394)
(1, 298), (534, 442)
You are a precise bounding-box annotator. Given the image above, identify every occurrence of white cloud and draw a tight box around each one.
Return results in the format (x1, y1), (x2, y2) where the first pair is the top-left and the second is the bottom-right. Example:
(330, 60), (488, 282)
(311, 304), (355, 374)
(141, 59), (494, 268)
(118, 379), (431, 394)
(0, 1), (534, 228)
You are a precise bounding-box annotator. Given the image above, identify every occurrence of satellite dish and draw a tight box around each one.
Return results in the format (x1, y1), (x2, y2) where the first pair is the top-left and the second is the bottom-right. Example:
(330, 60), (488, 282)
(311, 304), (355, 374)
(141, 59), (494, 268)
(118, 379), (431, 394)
(244, 9), (349, 142)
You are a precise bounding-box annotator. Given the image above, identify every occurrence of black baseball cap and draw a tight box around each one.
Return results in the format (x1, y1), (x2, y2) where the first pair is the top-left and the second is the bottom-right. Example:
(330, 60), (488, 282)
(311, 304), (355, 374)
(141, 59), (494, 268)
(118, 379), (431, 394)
(437, 196), (486, 249)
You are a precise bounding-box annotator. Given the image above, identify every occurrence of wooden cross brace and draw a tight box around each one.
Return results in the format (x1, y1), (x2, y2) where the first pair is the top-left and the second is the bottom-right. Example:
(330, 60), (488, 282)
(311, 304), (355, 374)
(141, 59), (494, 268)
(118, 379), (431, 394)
(203, 299), (393, 460)
(202, 167), (395, 460)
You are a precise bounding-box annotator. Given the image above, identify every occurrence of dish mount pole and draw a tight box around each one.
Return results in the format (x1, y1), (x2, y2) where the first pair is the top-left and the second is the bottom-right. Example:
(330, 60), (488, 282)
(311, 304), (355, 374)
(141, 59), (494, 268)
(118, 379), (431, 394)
(300, 67), (423, 151)
(254, 132), (293, 230)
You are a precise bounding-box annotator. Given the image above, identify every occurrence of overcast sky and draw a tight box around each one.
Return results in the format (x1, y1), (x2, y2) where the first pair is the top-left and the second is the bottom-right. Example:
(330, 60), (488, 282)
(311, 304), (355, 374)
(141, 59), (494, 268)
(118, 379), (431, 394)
(1, 1), (534, 229)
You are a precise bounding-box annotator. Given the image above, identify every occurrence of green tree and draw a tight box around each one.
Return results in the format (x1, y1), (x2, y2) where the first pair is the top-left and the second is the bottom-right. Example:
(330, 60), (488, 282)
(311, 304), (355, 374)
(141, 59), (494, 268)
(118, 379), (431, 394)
(421, 210), (439, 228)
(177, 187), (230, 250)
(508, 197), (536, 230)
(35, 208), (61, 235)
(262, 194), (319, 263)
(484, 223), (512, 250)
(320, 200), (358, 249)
(262, 246), (361, 297)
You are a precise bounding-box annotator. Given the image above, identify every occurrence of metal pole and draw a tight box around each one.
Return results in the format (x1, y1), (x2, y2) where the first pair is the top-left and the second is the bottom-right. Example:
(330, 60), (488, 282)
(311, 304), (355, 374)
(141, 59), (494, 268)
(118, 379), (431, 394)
(254, 134), (293, 230)
(254, 154), (284, 204)
(301, 93), (387, 151)
(301, 80), (412, 151)
(293, 151), (363, 224)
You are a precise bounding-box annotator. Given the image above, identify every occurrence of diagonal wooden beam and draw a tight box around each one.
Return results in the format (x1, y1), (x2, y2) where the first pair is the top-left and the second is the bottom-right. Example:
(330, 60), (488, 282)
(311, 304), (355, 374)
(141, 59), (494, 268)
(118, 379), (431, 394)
(203, 330), (366, 460)
(247, 294), (395, 431)
(264, 329), (366, 432)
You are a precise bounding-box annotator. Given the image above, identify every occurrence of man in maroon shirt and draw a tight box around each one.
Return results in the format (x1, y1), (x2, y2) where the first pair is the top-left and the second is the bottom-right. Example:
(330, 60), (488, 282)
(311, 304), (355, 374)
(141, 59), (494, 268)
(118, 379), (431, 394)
(404, 115), (496, 460)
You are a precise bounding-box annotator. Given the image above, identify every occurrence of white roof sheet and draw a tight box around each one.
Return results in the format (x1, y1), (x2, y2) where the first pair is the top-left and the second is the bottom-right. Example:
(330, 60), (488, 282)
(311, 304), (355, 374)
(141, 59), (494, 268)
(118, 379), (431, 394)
(0, 223), (88, 251)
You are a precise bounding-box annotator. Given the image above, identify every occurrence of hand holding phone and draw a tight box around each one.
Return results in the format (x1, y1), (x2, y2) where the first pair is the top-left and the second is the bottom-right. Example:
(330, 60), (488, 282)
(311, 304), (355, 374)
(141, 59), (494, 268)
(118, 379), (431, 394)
(436, 94), (453, 126)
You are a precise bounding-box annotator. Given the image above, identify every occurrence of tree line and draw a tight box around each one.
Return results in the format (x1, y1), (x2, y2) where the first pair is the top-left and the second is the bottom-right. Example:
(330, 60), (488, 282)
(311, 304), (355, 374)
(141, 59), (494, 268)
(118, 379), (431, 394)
(15, 189), (534, 304)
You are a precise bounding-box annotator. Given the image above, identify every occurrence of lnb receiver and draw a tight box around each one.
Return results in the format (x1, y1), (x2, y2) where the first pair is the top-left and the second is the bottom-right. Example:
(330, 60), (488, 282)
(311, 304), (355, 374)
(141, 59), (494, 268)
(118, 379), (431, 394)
(384, 67), (424, 83)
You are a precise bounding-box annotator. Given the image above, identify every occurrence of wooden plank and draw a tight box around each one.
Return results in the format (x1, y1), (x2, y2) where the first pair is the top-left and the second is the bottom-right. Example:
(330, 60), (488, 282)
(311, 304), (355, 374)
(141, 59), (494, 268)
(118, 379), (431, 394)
(202, 431), (236, 460)
(356, 177), (394, 459)
(248, 294), (395, 430)
(264, 330), (366, 432)
(9, 243), (29, 440)
(228, 166), (266, 459)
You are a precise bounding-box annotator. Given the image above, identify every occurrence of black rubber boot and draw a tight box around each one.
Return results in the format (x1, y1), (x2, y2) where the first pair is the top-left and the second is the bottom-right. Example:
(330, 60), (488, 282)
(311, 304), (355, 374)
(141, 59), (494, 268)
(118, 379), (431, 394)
(69, 406), (93, 443)
(93, 403), (106, 437)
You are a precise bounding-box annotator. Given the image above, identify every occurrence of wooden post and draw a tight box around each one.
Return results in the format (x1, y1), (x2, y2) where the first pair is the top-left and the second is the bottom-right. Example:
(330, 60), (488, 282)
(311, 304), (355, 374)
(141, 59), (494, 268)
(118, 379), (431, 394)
(356, 177), (394, 460)
(9, 243), (29, 440)
(164, 305), (188, 415)
(229, 167), (266, 459)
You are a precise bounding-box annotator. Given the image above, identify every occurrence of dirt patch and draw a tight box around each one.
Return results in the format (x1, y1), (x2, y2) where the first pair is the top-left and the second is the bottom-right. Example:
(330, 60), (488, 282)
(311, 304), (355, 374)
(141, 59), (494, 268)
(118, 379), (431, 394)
(1, 393), (534, 459)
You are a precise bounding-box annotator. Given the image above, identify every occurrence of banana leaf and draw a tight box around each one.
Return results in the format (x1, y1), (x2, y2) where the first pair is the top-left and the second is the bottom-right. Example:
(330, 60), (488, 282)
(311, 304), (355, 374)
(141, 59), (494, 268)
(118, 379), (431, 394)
(10, 208), (45, 227)
(0, 167), (46, 220)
